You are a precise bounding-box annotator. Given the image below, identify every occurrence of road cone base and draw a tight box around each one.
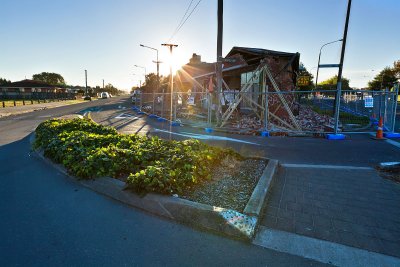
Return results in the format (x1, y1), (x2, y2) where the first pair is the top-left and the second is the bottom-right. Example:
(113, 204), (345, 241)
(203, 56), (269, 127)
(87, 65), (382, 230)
(371, 137), (387, 140)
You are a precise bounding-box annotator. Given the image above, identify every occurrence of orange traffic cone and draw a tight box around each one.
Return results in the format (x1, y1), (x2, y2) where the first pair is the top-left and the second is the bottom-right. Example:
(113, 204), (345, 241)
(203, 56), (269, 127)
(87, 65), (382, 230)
(373, 117), (386, 140)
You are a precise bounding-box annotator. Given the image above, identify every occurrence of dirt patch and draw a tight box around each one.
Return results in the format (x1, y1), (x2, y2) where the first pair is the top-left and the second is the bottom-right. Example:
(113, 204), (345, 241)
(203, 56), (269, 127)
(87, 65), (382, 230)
(181, 155), (267, 213)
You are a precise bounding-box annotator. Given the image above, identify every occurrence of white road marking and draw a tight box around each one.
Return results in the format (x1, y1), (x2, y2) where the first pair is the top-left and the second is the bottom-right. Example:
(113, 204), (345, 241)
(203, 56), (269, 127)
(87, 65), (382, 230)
(281, 163), (374, 170)
(114, 113), (138, 119)
(254, 226), (400, 267)
(153, 129), (260, 145)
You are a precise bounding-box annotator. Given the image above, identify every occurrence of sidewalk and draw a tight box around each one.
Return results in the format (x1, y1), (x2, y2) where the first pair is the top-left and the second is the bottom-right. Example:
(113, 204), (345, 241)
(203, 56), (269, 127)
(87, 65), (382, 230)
(0, 99), (87, 118)
(258, 165), (400, 259)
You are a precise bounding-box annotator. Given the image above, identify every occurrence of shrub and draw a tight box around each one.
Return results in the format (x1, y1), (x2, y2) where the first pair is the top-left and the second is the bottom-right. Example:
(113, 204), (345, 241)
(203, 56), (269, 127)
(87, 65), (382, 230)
(34, 118), (237, 194)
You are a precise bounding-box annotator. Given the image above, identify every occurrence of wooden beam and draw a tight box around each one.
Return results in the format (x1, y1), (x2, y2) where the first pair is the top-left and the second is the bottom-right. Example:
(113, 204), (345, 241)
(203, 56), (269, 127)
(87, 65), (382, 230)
(265, 65), (302, 130)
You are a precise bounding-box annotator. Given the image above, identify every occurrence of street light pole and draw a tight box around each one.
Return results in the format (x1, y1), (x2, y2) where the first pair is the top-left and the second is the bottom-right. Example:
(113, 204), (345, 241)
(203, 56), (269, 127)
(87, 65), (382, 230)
(315, 38), (343, 88)
(140, 44), (160, 91)
(140, 44), (162, 115)
(162, 43), (178, 121)
(85, 70), (88, 96)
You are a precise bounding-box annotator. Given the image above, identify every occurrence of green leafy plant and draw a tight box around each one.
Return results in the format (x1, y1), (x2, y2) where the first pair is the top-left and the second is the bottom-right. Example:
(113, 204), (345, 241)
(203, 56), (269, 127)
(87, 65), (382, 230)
(34, 118), (238, 194)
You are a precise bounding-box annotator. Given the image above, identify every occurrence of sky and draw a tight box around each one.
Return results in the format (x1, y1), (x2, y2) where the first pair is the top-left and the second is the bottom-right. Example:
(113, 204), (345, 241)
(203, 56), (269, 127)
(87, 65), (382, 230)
(0, 0), (399, 91)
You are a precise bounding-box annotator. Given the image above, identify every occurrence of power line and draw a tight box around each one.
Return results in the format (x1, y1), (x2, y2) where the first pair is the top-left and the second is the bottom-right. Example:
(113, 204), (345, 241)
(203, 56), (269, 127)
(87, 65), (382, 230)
(168, 0), (202, 42)
(168, 0), (194, 41)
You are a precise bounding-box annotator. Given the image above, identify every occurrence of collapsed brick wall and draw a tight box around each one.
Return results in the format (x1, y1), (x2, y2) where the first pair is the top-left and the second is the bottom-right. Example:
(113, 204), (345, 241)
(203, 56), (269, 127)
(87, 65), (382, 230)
(264, 56), (299, 130)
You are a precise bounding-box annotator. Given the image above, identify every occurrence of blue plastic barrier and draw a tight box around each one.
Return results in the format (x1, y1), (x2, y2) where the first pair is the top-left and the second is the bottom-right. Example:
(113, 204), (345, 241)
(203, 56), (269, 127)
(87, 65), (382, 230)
(205, 128), (214, 133)
(384, 132), (400, 138)
(326, 134), (346, 140)
(157, 117), (167, 122)
(261, 131), (270, 137)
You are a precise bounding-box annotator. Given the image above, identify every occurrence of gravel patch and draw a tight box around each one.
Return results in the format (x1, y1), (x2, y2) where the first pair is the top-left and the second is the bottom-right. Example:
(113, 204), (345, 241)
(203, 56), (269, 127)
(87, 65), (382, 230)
(181, 156), (267, 213)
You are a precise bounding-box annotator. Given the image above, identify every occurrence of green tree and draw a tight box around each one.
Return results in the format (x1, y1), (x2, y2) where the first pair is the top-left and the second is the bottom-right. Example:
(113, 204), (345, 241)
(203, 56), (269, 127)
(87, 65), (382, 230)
(0, 78), (11, 86)
(104, 83), (119, 95)
(319, 75), (351, 90)
(392, 60), (400, 80)
(140, 73), (169, 93)
(368, 67), (397, 90)
(32, 72), (66, 86)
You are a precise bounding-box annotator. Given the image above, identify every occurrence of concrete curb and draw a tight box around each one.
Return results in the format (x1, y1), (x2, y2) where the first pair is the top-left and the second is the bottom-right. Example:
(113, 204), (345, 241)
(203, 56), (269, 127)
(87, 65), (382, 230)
(30, 133), (278, 241)
(244, 159), (278, 217)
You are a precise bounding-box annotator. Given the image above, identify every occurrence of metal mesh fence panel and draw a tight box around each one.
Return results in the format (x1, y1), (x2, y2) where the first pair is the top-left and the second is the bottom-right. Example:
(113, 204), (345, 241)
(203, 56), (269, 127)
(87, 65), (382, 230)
(131, 87), (398, 135)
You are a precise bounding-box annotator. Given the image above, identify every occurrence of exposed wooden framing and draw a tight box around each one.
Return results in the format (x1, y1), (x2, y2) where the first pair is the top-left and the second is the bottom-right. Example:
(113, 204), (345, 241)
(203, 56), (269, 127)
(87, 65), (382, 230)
(273, 103), (282, 115)
(222, 78), (230, 90)
(262, 75), (268, 130)
(240, 92), (295, 130)
(268, 112), (297, 130)
(264, 65), (302, 130)
(220, 60), (302, 130)
(186, 57), (301, 131)
(220, 63), (266, 127)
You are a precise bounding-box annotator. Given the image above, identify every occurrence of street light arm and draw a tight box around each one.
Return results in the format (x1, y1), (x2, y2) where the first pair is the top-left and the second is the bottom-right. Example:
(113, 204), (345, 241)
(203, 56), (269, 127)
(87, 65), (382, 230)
(315, 38), (343, 88)
(140, 44), (158, 52)
(320, 38), (343, 53)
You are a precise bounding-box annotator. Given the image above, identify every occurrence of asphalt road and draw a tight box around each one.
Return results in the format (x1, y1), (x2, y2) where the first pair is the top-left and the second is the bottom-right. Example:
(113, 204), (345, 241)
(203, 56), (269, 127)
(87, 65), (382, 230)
(0, 96), (325, 266)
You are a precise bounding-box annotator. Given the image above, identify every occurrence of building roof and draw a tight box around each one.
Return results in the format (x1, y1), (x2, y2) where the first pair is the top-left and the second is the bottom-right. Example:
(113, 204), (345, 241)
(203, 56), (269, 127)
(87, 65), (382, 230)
(226, 46), (299, 58)
(2, 79), (57, 88)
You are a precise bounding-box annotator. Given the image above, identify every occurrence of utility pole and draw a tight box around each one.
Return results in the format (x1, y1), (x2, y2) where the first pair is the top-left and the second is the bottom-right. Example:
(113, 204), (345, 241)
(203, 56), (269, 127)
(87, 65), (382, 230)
(85, 70), (88, 96)
(102, 79), (104, 90)
(162, 43), (178, 121)
(216, 0), (223, 125)
(333, 0), (352, 135)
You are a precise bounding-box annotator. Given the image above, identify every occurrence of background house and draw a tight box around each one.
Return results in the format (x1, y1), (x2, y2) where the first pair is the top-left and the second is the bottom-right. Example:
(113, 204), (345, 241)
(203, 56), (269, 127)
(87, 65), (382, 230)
(0, 79), (73, 99)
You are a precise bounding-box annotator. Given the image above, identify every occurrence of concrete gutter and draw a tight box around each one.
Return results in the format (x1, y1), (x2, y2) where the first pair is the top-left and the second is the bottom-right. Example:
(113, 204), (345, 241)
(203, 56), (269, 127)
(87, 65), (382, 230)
(30, 133), (279, 241)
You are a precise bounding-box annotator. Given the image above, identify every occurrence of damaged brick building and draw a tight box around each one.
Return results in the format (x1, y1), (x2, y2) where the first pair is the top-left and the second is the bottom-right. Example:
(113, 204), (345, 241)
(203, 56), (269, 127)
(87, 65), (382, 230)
(176, 46), (303, 132)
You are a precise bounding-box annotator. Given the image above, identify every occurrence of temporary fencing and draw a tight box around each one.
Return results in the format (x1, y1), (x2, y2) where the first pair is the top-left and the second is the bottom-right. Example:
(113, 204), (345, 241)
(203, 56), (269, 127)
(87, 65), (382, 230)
(131, 84), (399, 135)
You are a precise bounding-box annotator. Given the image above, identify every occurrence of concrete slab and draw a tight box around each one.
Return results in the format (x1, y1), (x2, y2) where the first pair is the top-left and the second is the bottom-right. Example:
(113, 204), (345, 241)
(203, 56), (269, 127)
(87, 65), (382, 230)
(254, 226), (400, 267)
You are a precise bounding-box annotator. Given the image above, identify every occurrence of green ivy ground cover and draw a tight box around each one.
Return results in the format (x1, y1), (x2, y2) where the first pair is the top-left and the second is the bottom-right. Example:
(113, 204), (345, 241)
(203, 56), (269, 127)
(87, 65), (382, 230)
(34, 118), (238, 195)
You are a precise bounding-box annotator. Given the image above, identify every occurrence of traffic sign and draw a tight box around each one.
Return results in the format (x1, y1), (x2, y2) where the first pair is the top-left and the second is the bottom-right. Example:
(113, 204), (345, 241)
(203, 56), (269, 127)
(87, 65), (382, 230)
(364, 96), (373, 108)
(297, 75), (311, 86)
